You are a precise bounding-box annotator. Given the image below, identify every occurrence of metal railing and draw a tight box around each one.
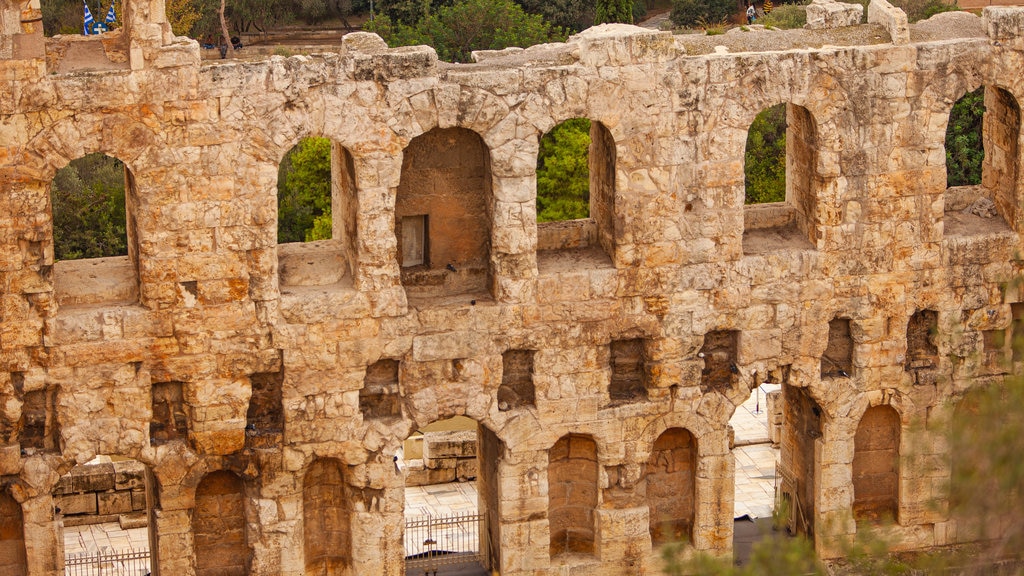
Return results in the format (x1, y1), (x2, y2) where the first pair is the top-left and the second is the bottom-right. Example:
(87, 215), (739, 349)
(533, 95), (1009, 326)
(405, 511), (486, 571)
(65, 549), (151, 576)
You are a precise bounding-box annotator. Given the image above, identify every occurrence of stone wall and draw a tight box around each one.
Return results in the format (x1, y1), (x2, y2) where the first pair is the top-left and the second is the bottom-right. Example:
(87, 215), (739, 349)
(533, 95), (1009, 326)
(0, 2), (1023, 574)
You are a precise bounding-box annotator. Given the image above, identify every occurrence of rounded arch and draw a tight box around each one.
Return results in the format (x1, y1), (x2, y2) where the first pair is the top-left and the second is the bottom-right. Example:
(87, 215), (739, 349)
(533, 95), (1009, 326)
(548, 433), (598, 559)
(276, 135), (359, 288)
(395, 126), (494, 299)
(303, 457), (350, 575)
(0, 485), (28, 576)
(193, 470), (249, 576)
(644, 428), (697, 545)
(742, 101), (820, 249)
(852, 404), (901, 522)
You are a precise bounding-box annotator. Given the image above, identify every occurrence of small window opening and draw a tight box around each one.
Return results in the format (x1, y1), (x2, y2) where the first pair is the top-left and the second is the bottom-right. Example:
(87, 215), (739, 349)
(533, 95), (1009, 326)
(360, 359), (402, 420)
(905, 310), (938, 371)
(150, 381), (187, 446)
(247, 370), (284, 447)
(699, 331), (739, 393)
(608, 339), (647, 404)
(821, 318), (853, 377)
(498, 350), (535, 411)
(18, 386), (59, 454)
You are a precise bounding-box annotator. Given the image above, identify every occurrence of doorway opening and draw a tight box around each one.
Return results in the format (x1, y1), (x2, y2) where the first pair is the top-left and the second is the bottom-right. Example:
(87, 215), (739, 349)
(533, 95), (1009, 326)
(400, 416), (499, 575)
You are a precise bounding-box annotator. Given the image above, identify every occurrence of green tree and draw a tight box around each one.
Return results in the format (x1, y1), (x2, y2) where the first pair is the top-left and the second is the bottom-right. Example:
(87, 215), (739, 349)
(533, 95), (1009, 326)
(670, 0), (735, 28)
(537, 119), (591, 222)
(42, 0), (121, 37)
(516, 0), (591, 32)
(51, 154), (128, 261)
(366, 0), (566, 63)
(946, 87), (985, 188)
(278, 137), (333, 243)
(595, 0), (634, 24)
(744, 103), (787, 204)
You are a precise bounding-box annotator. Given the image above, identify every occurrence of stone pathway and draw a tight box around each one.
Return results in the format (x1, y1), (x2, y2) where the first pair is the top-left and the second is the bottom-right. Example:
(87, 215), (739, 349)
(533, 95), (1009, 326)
(730, 384), (781, 520)
(63, 521), (150, 556)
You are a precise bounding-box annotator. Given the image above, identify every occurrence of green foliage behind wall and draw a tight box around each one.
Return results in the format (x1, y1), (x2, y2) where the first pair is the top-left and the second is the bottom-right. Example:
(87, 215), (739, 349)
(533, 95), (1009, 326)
(745, 104), (787, 204)
(946, 87), (985, 188)
(537, 119), (591, 222)
(51, 153), (128, 261)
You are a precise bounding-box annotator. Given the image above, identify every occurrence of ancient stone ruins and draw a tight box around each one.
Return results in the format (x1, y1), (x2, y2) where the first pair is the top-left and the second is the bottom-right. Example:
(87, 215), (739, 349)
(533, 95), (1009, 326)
(2, 0), (1024, 573)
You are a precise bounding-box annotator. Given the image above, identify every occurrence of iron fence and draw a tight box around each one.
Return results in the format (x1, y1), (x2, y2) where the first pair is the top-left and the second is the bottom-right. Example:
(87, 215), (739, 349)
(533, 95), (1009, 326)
(65, 549), (151, 576)
(405, 511), (486, 571)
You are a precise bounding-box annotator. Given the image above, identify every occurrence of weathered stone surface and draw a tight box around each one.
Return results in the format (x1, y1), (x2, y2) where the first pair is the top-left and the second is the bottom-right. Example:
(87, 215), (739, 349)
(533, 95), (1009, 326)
(1, 2), (1024, 575)
(805, 0), (864, 30)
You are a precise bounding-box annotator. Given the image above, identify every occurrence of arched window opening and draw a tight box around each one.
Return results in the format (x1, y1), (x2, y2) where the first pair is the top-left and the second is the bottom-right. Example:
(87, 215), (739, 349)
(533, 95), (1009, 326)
(853, 405), (900, 522)
(549, 434), (598, 559)
(645, 428), (696, 545)
(56, 456), (156, 575)
(399, 416), (500, 572)
(944, 86), (1020, 237)
(194, 470), (248, 576)
(51, 152), (139, 306)
(277, 137), (357, 291)
(743, 103), (818, 254)
(536, 120), (616, 274)
(50, 151), (139, 305)
(396, 128), (493, 300)
(303, 458), (350, 575)
(0, 487), (27, 576)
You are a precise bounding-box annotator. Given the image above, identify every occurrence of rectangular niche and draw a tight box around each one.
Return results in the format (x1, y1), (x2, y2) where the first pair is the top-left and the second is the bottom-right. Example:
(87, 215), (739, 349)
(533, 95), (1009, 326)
(608, 339), (647, 404)
(821, 318), (853, 377)
(982, 329), (1008, 374)
(150, 381), (188, 446)
(905, 310), (938, 370)
(247, 370), (284, 447)
(18, 386), (59, 453)
(499, 350), (535, 411)
(699, 331), (738, 393)
(361, 360), (402, 420)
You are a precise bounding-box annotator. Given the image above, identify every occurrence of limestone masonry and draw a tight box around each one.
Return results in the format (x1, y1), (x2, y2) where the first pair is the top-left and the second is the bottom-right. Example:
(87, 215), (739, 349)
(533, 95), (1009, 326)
(1, 0), (1024, 574)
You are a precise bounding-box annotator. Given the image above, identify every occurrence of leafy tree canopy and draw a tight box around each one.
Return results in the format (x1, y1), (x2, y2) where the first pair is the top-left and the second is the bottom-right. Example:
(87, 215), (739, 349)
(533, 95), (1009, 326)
(670, 0), (735, 28)
(946, 87), (984, 188)
(595, 0), (634, 24)
(745, 103), (786, 204)
(516, 0), (592, 32)
(51, 153), (128, 261)
(278, 137), (333, 243)
(366, 0), (567, 63)
(537, 119), (591, 223)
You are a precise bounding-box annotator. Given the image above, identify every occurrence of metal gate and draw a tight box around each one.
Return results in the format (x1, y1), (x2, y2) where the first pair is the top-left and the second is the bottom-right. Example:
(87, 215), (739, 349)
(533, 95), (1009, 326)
(65, 549), (151, 576)
(405, 511), (487, 572)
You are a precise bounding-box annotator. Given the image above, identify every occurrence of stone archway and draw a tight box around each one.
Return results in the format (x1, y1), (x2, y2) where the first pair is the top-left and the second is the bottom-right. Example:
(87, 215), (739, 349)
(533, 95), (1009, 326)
(194, 470), (248, 576)
(853, 405), (900, 522)
(0, 487), (27, 576)
(645, 428), (697, 545)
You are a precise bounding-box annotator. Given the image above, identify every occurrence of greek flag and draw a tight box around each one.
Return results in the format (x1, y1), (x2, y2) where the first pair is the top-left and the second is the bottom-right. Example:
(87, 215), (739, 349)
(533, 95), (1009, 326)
(105, 1), (116, 24)
(83, 1), (95, 35)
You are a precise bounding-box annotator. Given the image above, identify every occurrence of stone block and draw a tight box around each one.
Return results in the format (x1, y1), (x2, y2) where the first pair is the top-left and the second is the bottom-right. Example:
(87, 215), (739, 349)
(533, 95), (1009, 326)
(806, 0), (863, 29)
(98, 491), (133, 515)
(59, 493), (97, 516)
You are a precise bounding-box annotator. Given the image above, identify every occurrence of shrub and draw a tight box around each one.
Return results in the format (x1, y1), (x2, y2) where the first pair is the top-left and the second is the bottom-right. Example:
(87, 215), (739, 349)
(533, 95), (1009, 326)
(671, 0), (735, 28)
(761, 4), (806, 29)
